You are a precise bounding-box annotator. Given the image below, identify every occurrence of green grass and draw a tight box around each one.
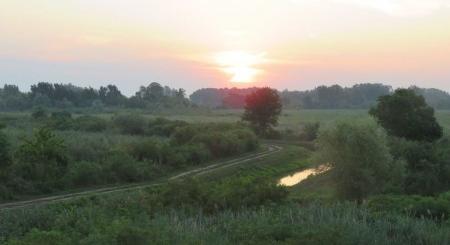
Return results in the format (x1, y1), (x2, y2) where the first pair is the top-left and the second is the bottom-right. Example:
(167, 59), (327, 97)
(3, 109), (449, 134)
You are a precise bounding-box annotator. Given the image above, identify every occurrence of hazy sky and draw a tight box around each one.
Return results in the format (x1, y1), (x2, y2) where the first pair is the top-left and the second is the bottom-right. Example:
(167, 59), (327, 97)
(1, 0), (450, 95)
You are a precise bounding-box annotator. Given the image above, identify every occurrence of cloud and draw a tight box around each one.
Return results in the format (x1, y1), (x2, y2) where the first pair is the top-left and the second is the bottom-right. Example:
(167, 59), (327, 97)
(339, 0), (450, 17)
(291, 0), (450, 17)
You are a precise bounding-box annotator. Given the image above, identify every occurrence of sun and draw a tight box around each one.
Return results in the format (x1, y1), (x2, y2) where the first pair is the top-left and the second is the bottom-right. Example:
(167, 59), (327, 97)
(215, 51), (265, 83)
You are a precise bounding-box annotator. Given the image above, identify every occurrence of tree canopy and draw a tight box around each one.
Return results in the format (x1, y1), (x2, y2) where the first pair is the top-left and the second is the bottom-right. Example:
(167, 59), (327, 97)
(316, 121), (401, 201)
(370, 89), (443, 142)
(242, 87), (282, 135)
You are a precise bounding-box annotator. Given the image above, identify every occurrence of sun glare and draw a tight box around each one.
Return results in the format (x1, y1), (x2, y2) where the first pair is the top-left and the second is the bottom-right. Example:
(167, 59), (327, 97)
(215, 51), (265, 83)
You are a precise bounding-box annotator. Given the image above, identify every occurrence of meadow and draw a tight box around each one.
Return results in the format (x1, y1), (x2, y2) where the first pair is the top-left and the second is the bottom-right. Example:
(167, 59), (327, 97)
(1, 107), (450, 244)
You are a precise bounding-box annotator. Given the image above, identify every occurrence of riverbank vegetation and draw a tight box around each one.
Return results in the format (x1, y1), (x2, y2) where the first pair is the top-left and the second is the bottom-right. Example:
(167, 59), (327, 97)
(0, 87), (449, 244)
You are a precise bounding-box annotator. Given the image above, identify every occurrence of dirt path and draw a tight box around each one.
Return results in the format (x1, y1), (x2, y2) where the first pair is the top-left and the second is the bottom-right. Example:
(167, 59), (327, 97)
(0, 144), (282, 210)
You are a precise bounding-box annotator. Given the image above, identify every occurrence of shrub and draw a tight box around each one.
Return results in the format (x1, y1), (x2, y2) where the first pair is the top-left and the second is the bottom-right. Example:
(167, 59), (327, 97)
(113, 114), (147, 135)
(31, 107), (48, 120)
(103, 151), (146, 182)
(47, 111), (73, 130)
(368, 193), (450, 220)
(125, 138), (162, 162)
(389, 137), (450, 195)
(6, 229), (70, 245)
(14, 128), (68, 191)
(316, 121), (403, 202)
(73, 115), (108, 132)
(66, 161), (104, 187)
(300, 122), (320, 141)
(148, 117), (188, 137)
(0, 128), (11, 169)
(171, 125), (199, 145)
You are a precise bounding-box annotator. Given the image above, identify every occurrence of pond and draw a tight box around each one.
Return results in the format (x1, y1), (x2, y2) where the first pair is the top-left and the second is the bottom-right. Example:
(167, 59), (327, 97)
(278, 164), (331, 187)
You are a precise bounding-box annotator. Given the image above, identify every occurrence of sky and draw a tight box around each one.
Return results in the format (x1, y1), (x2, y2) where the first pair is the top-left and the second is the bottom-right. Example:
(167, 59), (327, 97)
(1, 0), (450, 95)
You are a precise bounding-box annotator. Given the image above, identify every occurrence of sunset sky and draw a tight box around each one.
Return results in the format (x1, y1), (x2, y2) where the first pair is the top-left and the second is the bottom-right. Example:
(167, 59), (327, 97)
(1, 0), (450, 94)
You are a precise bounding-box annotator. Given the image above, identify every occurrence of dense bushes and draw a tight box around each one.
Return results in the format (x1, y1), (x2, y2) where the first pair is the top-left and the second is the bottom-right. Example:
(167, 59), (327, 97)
(389, 136), (450, 195)
(316, 121), (402, 201)
(155, 177), (288, 214)
(368, 192), (450, 220)
(112, 114), (147, 135)
(1, 183), (449, 244)
(12, 128), (68, 193)
(0, 117), (259, 200)
(72, 115), (107, 132)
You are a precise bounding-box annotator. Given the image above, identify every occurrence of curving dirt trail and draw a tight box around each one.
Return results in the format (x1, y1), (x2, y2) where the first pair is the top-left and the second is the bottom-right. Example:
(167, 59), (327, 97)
(0, 144), (282, 210)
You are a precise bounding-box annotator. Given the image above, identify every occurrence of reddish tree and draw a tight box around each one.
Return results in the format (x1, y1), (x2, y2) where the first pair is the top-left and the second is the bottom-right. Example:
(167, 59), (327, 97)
(242, 87), (282, 135)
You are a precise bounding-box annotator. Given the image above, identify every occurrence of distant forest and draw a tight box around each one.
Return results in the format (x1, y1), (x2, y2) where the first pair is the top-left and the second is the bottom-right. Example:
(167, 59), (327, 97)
(0, 82), (189, 111)
(190, 84), (450, 109)
(1, 82), (449, 111)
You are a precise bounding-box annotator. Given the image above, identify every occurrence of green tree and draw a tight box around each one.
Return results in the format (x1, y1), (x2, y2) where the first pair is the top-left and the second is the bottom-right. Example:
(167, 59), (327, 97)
(16, 128), (68, 190)
(316, 121), (402, 202)
(370, 89), (443, 142)
(0, 124), (11, 170)
(242, 87), (282, 135)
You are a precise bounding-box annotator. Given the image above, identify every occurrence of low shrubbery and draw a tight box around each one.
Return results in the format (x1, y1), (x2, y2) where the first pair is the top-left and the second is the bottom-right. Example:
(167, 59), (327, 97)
(368, 192), (450, 221)
(0, 118), (259, 200)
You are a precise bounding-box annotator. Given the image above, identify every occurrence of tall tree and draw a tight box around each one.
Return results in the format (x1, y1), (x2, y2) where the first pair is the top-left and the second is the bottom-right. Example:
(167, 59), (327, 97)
(242, 87), (282, 135)
(370, 89), (443, 142)
(316, 121), (402, 202)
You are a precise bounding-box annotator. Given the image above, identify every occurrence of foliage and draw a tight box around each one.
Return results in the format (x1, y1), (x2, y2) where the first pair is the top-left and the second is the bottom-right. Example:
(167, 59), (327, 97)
(147, 117), (188, 137)
(46, 111), (73, 130)
(14, 128), (68, 192)
(0, 127), (11, 170)
(368, 192), (450, 220)
(299, 122), (320, 141)
(112, 114), (147, 135)
(242, 87), (282, 135)
(370, 89), (443, 142)
(388, 136), (450, 195)
(31, 107), (48, 120)
(72, 115), (108, 132)
(316, 121), (403, 201)
(1, 192), (449, 244)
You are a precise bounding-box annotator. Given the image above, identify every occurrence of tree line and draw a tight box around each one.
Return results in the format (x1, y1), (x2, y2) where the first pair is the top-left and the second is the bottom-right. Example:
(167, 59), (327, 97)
(0, 82), (190, 111)
(190, 83), (450, 109)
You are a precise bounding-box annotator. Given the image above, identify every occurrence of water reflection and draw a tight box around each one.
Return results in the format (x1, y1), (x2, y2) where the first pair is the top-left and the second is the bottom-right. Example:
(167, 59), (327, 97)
(278, 164), (331, 187)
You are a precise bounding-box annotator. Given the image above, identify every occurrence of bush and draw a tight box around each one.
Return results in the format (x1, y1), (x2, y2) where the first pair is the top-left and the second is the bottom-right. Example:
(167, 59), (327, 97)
(389, 137), (450, 195)
(6, 229), (70, 245)
(113, 114), (147, 135)
(14, 128), (68, 192)
(31, 107), (48, 120)
(0, 128), (11, 169)
(368, 193), (450, 220)
(316, 121), (403, 201)
(300, 122), (320, 141)
(66, 161), (104, 187)
(148, 117), (188, 137)
(157, 177), (288, 214)
(125, 138), (162, 162)
(171, 125), (199, 145)
(73, 115), (108, 132)
(46, 111), (73, 130)
(103, 151), (147, 182)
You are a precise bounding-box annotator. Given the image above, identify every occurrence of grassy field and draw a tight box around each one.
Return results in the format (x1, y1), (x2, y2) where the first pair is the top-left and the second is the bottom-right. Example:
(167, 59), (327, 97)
(2, 109), (449, 133)
(144, 109), (450, 134)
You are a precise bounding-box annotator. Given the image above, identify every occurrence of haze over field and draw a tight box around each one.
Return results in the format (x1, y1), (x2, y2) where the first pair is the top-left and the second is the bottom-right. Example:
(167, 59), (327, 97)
(1, 0), (450, 94)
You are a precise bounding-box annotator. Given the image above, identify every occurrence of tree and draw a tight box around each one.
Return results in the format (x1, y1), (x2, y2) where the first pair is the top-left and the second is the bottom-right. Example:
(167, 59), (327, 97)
(242, 87), (282, 135)
(0, 124), (11, 170)
(316, 121), (402, 202)
(16, 128), (68, 190)
(370, 89), (443, 142)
